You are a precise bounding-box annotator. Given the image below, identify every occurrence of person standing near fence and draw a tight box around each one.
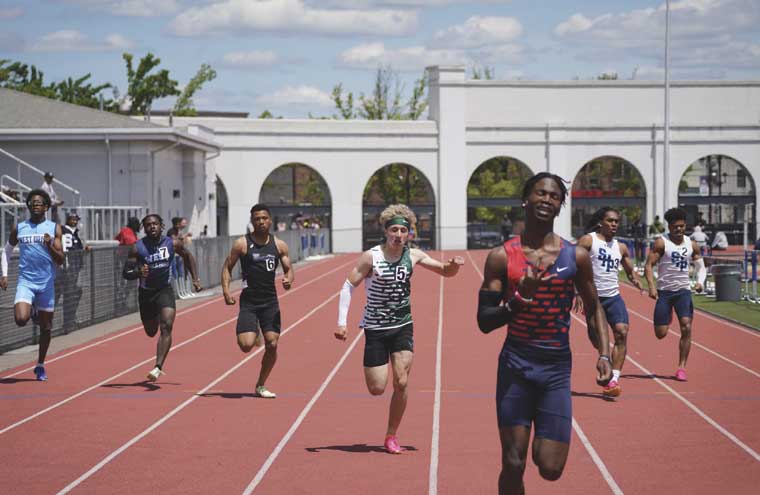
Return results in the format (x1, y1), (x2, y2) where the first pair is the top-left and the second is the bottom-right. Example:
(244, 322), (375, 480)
(645, 208), (707, 382)
(122, 214), (202, 382)
(221, 204), (294, 399)
(1, 189), (65, 381)
(575, 207), (643, 397)
(58, 212), (91, 332)
(335, 204), (464, 454)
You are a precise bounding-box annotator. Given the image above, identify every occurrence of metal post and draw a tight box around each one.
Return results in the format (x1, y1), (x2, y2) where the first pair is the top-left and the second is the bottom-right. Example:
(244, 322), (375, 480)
(663, 0), (671, 213)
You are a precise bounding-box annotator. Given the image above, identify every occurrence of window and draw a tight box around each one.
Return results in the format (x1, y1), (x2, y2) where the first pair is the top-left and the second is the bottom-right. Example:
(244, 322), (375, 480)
(737, 170), (746, 189)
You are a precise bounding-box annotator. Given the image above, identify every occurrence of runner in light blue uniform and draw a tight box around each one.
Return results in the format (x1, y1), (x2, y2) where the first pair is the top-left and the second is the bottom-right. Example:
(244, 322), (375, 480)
(1, 189), (65, 381)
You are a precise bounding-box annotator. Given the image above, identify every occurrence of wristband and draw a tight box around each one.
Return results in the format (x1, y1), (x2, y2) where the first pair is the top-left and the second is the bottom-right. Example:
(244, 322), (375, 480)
(514, 290), (533, 304)
(598, 355), (610, 362)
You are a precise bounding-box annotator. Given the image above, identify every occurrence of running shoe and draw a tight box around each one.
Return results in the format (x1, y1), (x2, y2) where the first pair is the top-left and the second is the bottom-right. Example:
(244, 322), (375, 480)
(675, 368), (688, 382)
(602, 379), (621, 397)
(146, 366), (164, 382)
(384, 435), (402, 454)
(33, 365), (47, 382)
(255, 385), (276, 399)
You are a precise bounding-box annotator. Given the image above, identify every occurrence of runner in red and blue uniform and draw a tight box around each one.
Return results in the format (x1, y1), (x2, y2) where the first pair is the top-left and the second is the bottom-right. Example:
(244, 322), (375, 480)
(477, 173), (612, 495)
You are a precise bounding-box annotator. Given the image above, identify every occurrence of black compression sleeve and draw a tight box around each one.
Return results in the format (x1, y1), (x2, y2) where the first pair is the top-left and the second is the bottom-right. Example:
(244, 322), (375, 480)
(477, 290), (514, 334)
(123, 260), (139, 280)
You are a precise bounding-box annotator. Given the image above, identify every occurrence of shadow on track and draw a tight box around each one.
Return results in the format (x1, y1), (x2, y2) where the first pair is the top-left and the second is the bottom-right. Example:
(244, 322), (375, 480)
(305, 443), (419, 454)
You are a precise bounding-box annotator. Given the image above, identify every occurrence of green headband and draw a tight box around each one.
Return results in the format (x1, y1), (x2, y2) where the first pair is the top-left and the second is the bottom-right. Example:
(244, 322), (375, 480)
(385, 216), (410, 229)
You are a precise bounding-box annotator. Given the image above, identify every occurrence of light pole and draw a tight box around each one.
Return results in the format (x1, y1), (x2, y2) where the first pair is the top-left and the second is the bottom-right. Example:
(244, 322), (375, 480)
(663, 0), (671, 215)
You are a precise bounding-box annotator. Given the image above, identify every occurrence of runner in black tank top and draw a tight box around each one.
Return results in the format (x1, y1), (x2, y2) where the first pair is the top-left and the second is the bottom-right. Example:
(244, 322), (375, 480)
(222, 204), (294, 399)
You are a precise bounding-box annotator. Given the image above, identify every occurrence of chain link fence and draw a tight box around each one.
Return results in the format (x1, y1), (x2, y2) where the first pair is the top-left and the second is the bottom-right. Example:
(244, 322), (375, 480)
(0, 229), (330, 354)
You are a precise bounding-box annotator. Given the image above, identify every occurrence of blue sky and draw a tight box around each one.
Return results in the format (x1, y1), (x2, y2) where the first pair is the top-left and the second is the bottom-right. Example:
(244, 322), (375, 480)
(1, 0), (758, 117)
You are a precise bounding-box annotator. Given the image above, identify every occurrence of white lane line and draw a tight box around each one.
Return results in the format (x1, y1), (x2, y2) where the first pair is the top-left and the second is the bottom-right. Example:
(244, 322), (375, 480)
(1, 255), (338, 379)
(242, 317), (362, 494)
(428, 255), (446, 495)
(572, 314), (760, 463)
(625, 307), (760, 380)
(57, 291), (341, 495)
(468, 251), (624, 493)
(571, 419), (624, 495)
(1, 259), (353, 435)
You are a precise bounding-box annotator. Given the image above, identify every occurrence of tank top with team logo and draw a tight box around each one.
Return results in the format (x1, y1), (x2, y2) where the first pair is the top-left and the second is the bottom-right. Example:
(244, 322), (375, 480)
(361, 245), (413, 331)
(657, 234), (692, 292)
(590, 234), (622, 298)
(136, 235), (174, 290)
(240, 233), (279, 304)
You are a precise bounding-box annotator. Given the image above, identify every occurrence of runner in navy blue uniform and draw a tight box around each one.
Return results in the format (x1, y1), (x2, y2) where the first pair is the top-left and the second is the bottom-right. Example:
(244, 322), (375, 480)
(477, 173), (612, 495)
(1, 189), (65, 381)
(122, 214), (202, 382)
(221, 204), (294, 399)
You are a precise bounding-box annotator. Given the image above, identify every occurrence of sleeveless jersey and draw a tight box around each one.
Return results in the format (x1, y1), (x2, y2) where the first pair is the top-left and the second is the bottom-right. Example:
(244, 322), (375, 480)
(657, 234), (692, 291)
(62, 225), (84, 252)
(240, 233), (279, 304)
(136, 236), (174, 289)
(503, 237), (577, 357)
(16, 219), (57, 286)
(361, 245), (413, 331)
(590, 234), (622, 298)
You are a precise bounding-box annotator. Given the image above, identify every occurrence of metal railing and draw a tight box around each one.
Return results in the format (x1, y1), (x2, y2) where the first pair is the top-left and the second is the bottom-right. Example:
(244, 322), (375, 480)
(0, 230), (331, 354)
(0, 146), (81, 206)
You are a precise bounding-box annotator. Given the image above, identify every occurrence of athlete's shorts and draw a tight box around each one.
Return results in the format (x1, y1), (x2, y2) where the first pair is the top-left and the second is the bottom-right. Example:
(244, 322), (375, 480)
(599, 294), (629, 326)
(15, 280), (55, 312)
(654, 289), (693, 325)
(362, 322), (414, 368)
(138, 286), (176, 322)
(236, 298), (281, 335)
(496, 346), (572, 444)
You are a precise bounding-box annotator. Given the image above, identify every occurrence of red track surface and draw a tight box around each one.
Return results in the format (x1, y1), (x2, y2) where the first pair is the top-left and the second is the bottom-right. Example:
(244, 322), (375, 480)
(1, 251), (759, 494)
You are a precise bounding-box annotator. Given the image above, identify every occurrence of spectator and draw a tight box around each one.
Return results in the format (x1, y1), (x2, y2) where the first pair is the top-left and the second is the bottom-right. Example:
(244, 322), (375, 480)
(168, 216), (192, 244)
(649, 215), (665, 236)
(40, 172), (64, 223)
(691, 225), (710, 256)
(200, 225), (209, 238)
(629, 217), (647, 263)
(277, 221), (287, 232)
(58, 212), (89, 332)
(754, 235), (760, 252)
(711, 230), (728, 251)
(115, 217), (140, 246)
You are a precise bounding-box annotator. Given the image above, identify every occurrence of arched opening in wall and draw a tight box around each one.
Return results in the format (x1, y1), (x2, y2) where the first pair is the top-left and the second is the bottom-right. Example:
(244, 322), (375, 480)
(467, 156), (533, 249)
(572, 156), (646, 239)
(258, 163), (332, 234)
(678, 155), (755, 246)
(215, 175), (229, 236)
(363, 163), (435, 251)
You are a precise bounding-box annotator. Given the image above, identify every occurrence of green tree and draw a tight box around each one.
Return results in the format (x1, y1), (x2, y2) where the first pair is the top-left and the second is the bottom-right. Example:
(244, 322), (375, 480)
(122, 52), (180, 115)
(363, 164), (432, 206)
(471, 65), (495, 80)
(55, 74), (112, 108)
(332, 66), (427, 120)
(0, 59), (56, 98)
(173, 63), (217, 116)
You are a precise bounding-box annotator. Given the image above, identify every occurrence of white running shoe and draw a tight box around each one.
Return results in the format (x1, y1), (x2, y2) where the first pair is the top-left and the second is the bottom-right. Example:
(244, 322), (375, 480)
(255, 385), (276, 399)
(146, 366), (164, 382)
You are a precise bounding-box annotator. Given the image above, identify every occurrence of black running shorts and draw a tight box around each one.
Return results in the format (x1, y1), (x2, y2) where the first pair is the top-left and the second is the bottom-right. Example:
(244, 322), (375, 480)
(362, 322), (414, 367)
(138, 286), (176, 322)
(236, 298), (281, 335)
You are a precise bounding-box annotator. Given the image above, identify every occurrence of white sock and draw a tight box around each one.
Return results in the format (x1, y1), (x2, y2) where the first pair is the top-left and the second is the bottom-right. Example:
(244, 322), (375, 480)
(37, 362), (44, 367)
(612, 369), (621, 381)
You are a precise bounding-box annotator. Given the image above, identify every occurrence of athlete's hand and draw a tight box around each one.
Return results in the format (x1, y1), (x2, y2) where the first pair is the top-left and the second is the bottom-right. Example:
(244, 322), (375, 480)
(632, 278), (645, 293)
(43, 233), (52, 246)
(223, 293), (236, 305)
(648, 287), (658, 300)
(572, 295), (584, 314)
(517, 263), (556, 299)
(596, 357), (613, 386)
(0, 277), (7, 291)
(334, 326), (348, 341)
(192, 279), (203, 292)
(282, 277), (292, 290)
(139, 264), (149, 278)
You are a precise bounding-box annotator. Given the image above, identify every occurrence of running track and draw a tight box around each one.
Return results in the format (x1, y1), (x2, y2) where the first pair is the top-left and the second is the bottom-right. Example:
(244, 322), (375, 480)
(1, 251), (759, 494)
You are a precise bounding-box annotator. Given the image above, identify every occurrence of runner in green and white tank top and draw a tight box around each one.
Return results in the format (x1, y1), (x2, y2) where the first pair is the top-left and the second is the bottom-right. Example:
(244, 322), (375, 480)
(361, 244), (413, 330)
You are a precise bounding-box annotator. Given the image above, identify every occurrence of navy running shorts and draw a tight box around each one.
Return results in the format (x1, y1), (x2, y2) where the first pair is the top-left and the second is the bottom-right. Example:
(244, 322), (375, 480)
(654, 289), (693, 326)
(138, 286), (176, 322)
(236, 299), (281, 335)
(496, 346), (572, 444)
(362, 322), (414, 368)
(599, 294), (629, 326)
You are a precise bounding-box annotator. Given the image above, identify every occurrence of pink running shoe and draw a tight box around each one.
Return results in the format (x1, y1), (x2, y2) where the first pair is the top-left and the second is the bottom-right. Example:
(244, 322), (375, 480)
(384, 435), (402, 454)
(675, 368), (688, 382)
(602, 379), (621, 397)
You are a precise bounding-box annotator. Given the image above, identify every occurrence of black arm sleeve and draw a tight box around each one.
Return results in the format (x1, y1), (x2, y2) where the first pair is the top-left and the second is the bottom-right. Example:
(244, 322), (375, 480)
(122, 260), (139, 280)
(477, 290), (515, 334)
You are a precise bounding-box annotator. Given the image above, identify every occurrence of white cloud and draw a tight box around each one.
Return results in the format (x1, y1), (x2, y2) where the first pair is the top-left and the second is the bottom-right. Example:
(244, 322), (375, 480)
(432, 16), (522, 49)
(28, 30), (135, 52)
(58, 0), (181, 17)
(0, 7), (23, 20)
(256, 85), (333, 107)
(221, 50), (278, 69)
(311, 0), (510, 6)
(168, 0), (418, 37)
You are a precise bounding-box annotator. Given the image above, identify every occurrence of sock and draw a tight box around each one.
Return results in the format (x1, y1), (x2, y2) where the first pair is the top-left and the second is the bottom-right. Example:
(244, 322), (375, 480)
(155, 364), (162, 370)
(37, 362), (44, 368)
(612, 369), (621, 381)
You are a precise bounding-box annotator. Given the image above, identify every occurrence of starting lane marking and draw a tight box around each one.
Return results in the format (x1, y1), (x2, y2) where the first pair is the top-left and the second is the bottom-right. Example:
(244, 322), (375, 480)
(0, 258), (354, 436)
(56, 290), (342, 495)
(573, 314), (760, 463)
(467, 250), (624, 494)
(1, 255), (337, 379)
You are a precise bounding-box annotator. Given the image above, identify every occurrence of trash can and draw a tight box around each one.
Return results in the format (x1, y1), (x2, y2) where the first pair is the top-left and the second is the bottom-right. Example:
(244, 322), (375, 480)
(712, 264), (742, 301)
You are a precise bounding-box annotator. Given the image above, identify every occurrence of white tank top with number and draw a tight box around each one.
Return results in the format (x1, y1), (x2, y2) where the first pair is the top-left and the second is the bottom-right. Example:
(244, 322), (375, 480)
(657, 234), (692, 291)
(590, 234), (622, 298)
